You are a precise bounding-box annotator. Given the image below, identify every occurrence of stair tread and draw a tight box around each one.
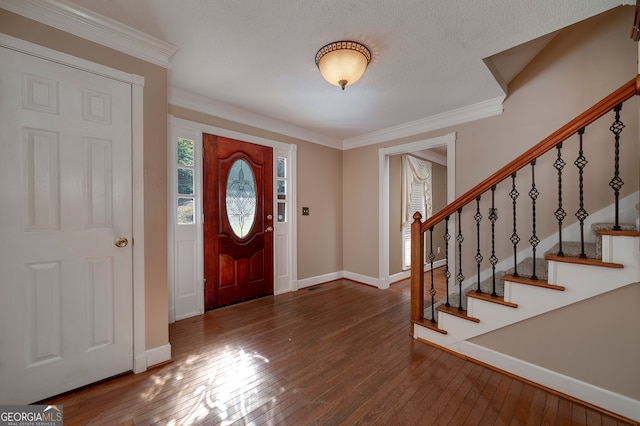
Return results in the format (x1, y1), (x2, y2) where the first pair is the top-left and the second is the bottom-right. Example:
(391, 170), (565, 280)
(596, 229), (640, 237)
(436, 305), (480, 323)
(466, 290), (518, 308)
(544, 254), (624, 268)
(412, 318), (447, 335)
(501, 274), (565, 291)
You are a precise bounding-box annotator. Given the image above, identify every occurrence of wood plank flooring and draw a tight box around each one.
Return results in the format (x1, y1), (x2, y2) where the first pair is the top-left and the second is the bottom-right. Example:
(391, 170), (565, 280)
(41, 277), (637, 425)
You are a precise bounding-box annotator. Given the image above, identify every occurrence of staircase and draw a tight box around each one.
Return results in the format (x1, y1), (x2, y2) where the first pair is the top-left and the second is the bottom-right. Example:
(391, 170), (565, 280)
(409, 75), (640, 422)
(414, 222), (640, 345)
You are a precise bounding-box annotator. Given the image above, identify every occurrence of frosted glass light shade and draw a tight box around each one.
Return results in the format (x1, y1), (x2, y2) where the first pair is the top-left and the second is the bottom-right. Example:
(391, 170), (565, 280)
(315, 41), (371, 90)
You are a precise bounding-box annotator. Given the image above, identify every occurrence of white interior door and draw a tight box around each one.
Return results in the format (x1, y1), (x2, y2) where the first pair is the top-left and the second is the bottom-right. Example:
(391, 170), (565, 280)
(0, 46), (134, 403)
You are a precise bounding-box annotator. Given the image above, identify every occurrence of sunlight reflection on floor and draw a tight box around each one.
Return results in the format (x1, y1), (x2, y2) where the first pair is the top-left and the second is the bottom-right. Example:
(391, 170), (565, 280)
(153, 346), (276, 425)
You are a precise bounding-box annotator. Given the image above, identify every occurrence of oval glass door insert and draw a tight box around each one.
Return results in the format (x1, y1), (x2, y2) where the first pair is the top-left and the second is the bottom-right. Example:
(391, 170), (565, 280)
(226, 159), (256, 238)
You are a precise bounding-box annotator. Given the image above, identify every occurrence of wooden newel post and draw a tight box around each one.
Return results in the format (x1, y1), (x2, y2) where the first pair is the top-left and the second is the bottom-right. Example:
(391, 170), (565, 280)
(410, 212), (424, 325)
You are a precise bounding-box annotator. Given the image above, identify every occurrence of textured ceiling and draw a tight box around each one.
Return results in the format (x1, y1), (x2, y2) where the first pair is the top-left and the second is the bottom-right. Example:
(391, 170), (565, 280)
(67, 0), (628, 147)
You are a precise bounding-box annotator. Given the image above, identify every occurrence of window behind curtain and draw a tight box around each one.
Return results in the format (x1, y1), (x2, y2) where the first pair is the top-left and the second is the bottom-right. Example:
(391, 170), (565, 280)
(402, 155), (432, 269)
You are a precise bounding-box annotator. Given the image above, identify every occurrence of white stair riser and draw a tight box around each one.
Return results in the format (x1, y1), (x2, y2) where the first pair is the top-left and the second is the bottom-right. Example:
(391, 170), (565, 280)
(415, 234), (639, 348)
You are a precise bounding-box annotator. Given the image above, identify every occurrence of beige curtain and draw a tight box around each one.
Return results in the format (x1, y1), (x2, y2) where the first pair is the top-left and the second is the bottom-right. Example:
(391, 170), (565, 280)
(401, 154), (432, 228)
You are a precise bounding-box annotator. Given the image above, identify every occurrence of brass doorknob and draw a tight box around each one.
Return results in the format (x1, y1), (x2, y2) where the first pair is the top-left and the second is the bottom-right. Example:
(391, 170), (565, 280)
(114, 237), (129, 248)
(265, 226), (273, 232)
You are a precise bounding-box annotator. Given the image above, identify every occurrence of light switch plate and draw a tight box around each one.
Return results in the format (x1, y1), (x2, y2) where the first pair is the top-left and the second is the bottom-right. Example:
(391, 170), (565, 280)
(302, 207), (310, 216)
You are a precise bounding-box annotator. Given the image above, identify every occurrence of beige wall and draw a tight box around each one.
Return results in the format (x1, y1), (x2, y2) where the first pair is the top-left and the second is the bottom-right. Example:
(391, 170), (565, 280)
(343, 146), (380, 276)
(0, 10), (170, 350)
(471, 282), (640, 400)
(168, 105), (344, 280)
(343, 6), (639, 281)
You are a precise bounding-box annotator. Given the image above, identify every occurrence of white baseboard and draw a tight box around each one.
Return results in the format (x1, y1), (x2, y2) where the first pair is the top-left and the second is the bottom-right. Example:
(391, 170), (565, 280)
(296, 270), (383, 290)
(295, 271), (344, 290)
(343, 271), (383, 288)
(134, 343), (171, 373)
(456, 341), (640, 422)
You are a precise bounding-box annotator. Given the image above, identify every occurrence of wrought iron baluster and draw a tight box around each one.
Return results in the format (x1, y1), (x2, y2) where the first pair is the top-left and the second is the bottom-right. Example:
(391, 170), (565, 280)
(509, 173), (520, 277)
(456, 208), (464, 310)
(609, 103), (625, 230)
(554, 142), (566, 256)
(428, 227), (436, 323)
(443, 216), (451, 307)
(574, 128), (588, 258)
(489, 186), (498, 297)
(474, 196), (483, 293)
(529, 160), (540, 280)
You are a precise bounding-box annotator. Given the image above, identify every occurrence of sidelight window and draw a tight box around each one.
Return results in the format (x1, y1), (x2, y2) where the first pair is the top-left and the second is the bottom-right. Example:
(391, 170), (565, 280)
(177, 138), (195, 224)
(276, 156), (287, 222)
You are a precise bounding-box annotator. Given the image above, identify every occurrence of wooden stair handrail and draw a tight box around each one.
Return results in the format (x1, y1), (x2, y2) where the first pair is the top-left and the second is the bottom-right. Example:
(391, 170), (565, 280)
(421, 75), (640, 233)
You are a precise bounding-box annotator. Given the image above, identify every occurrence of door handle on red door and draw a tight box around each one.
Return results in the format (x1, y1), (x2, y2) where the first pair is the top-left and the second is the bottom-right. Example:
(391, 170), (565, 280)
(265, 226), (273, 232)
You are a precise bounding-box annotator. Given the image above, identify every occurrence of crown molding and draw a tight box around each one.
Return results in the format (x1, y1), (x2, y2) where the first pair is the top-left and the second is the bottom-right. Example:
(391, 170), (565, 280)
(0, 0), (177, 68)
(169, 86), (342, 149)
(343, 96), (505, 150)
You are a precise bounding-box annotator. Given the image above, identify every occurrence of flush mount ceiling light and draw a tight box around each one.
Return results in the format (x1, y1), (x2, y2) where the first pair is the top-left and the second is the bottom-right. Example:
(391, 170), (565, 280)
(315, 41), (371, 90)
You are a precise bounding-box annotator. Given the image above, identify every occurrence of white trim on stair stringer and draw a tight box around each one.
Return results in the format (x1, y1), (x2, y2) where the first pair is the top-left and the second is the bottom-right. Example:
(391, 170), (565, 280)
(454, 341), (640, 423)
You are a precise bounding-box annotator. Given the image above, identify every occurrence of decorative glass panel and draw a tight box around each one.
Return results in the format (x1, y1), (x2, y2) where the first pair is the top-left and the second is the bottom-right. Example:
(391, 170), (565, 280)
(277, 179), (286, 200)
(276, 157), (286, 178)
(226, 159), (256, 238)
(177, 197), (194, 224)
(178, 168), (194, 195)
(277, 202), (286, 222)
(177, 138), (194, 166)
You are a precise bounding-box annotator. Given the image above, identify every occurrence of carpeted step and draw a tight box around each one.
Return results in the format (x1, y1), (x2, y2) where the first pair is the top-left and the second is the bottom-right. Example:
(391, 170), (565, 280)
(591, 222), (637, 258)
(545, 241), (597, 259)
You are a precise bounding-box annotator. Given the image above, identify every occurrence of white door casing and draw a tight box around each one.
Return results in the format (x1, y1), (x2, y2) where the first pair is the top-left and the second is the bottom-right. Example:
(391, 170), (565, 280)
(0, 40), (142, 403)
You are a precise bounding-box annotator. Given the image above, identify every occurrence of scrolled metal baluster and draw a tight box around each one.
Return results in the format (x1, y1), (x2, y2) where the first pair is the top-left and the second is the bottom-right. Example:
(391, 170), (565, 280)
(443, 216), (451, 307)
(474, 196), (483, 293)
(554, 141), (566, 256)
(428, 227), (436, 323)
(456, 208), (464, 310)
(609, 103), (625, 230)
(529, 160), (540, 280)
(509, 173), (520, 277)
(574, 128), (588, 258)
(489, 186), (498, 297)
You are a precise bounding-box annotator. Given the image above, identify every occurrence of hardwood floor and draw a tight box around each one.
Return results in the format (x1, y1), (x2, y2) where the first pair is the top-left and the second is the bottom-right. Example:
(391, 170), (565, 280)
(42, 277), (636, 425)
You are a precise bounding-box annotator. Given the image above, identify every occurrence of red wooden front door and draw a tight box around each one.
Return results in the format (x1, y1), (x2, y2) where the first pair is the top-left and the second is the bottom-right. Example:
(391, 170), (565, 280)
(203, 134), (274, 309)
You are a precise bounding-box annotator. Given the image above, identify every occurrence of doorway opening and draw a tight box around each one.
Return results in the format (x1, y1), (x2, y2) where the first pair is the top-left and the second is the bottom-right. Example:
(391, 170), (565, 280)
(378, 133), (456, 288)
